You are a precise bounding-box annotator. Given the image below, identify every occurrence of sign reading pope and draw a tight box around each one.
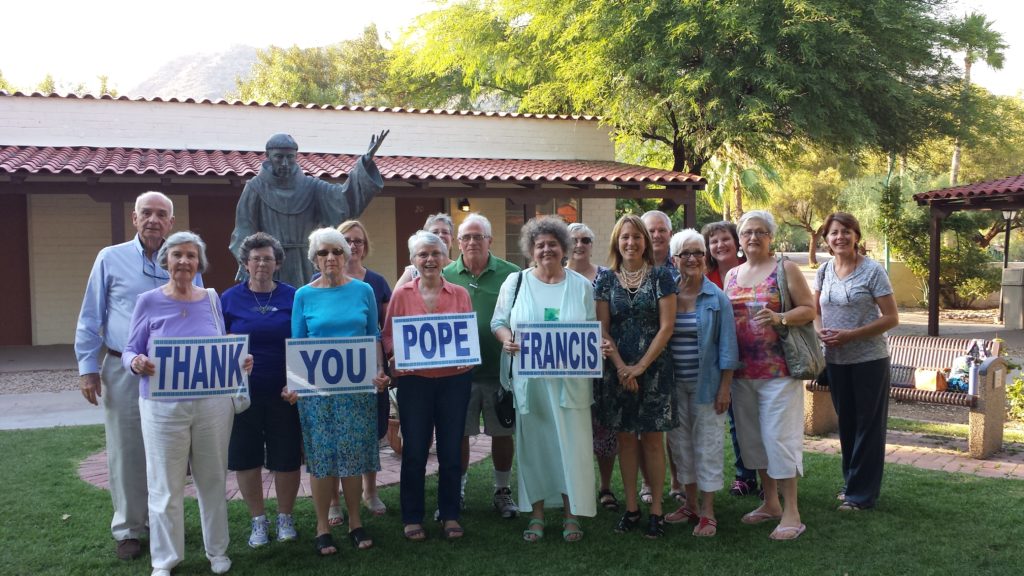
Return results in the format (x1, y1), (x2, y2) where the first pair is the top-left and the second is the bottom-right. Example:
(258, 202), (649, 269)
(229, 130), (389, 287)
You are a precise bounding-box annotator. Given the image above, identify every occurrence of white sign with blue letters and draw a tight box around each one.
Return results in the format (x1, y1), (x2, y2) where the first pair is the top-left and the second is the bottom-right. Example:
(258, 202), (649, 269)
(391, 312), (481, 371)
(148, 335), (249, 399)
(285, 337), (378, 396)
(515, 321), (603, 378)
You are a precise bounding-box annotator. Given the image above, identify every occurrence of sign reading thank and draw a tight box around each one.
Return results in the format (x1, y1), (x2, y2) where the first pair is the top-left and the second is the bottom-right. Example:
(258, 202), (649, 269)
(391, 313), (481, 371)
(286, 337), (377, 396)
(515, 322), (603, 377)
(148, 335), (250, 400)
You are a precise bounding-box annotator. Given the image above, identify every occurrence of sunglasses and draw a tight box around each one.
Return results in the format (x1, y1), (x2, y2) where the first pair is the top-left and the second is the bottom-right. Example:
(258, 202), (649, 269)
(573, 237), (593, 245)
(316, 248), (345, 257)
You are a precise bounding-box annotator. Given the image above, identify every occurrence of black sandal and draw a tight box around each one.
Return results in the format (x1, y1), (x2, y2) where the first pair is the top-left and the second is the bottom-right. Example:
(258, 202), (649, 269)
(614, 509), (641, 533)
(348, 527), (373, 550)
(314, 533), (337, 556)
(645, 513), (665, 539)
(598, 489), (619, 511)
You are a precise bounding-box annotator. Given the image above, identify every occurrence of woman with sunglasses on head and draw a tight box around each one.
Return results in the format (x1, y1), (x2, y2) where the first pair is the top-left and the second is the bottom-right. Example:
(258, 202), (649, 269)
(724, 210), (815, 541)
(814, 212), (898, 512)
(284, 228), (390, 556)
(567, 222), (619, 511)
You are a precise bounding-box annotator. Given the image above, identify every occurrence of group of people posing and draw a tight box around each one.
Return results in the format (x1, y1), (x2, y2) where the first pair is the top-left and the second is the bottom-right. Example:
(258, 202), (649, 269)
(77, 190), (898, 576)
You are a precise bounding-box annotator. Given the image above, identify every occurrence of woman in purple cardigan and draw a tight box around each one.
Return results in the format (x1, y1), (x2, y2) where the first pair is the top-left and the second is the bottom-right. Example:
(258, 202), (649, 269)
(123, 231), (251, 576)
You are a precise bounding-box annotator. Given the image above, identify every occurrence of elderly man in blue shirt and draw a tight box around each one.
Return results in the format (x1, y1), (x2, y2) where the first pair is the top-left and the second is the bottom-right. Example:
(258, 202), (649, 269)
(75, 191), (201, 561)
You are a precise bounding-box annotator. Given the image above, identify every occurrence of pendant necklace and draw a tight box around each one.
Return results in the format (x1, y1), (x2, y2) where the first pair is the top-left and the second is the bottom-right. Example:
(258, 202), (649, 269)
(251, 283), (276, 314)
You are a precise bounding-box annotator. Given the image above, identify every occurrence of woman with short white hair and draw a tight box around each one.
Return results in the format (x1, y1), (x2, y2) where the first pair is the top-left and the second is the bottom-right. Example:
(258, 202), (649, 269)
(724, 210), (815, 541)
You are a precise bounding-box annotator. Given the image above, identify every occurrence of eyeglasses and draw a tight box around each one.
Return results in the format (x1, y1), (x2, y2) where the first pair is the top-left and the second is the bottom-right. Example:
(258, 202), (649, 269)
(573, 237), (593, 245)
(316, 248), (345, 257)
(141, 253), (170, 282)
(414, 250), (444, 260)
(740, 229), (771, 238)
(458, 234), (490, 243)
(344, 237), (365, 247)
(674, 250), (705, 260)
(248, 256), (276, 264)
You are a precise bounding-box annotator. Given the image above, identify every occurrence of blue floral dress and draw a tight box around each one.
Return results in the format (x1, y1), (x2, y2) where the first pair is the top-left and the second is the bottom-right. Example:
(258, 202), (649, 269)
(594, 266), (679, 432)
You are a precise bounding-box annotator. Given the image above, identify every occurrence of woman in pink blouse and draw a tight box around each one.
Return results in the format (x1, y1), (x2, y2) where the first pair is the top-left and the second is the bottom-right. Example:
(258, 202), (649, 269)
(382, 231), (475, 542)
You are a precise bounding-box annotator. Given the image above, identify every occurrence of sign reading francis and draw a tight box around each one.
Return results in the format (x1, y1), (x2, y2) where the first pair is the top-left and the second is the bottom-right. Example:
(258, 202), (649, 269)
(515, 322), (603, 378)
(147, 335), (250, 400)
(391, 313), (481, 371)
(285, 337), (378, 396)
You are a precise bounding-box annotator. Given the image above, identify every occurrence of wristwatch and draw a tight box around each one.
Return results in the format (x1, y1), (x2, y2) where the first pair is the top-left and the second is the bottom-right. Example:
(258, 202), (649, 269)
(780, 313), (788, 326)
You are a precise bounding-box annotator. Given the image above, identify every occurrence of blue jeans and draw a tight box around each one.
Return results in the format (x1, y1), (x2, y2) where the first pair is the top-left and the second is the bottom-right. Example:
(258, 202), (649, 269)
(397, 372), (472, 524)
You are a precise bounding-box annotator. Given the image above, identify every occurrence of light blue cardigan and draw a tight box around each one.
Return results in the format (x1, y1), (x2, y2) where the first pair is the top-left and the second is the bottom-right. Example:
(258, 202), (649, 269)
(688, 276), (742, 404)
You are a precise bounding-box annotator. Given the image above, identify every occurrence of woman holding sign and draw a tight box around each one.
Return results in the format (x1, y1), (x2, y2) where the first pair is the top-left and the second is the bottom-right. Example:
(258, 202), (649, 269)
(382, 230), (474, 542)
(493, 216), (597, 543)
(594, 214), (678, 539)
(286, 227), (389, 556)
(123, 231), (252, 576)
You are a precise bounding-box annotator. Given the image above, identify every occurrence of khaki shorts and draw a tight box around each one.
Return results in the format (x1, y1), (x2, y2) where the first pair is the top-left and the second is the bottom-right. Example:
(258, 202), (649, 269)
(464, 377), (515, 437)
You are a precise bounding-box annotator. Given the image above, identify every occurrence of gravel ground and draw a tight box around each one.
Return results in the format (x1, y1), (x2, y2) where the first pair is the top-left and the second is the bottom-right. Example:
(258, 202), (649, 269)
(0, 370), (79, 395)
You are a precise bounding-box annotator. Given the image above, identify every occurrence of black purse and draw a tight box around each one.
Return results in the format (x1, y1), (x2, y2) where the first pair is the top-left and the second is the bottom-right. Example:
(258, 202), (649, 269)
(494, 272), (524, 429)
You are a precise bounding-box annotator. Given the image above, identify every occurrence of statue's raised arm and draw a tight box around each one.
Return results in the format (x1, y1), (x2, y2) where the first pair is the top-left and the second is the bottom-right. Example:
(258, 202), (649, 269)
(366, 129), (389, 160)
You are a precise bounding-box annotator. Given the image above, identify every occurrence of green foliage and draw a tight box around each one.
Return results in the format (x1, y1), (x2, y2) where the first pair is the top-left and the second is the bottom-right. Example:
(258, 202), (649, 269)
(36, 74), (56, 93)
(1008, 375), (1024, 422)
(0, 69), (12, 92)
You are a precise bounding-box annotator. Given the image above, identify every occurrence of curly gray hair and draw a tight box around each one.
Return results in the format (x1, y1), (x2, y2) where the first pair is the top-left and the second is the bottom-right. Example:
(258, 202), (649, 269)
(519, 216), (570, 260)
(237, 232), (284, 266)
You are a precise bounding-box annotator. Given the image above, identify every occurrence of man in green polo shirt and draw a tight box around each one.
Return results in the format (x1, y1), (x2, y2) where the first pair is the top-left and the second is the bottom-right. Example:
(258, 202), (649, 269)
(443, 212), (521, 519)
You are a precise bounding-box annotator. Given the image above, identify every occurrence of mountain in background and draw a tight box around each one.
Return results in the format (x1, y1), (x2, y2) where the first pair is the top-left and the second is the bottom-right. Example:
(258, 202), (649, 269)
(126, 45), (258, 100)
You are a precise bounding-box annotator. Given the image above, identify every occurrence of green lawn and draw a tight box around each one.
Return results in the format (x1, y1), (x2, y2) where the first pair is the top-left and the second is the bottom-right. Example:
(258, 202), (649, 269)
(2, 425), (1022, 576)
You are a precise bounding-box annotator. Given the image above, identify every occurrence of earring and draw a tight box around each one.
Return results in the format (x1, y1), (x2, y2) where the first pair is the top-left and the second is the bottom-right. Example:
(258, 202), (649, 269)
(737, 249), (744, 259)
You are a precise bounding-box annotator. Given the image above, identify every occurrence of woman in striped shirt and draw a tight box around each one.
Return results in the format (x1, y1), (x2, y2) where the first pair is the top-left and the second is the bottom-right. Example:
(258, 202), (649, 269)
(664, 229), (741, 537)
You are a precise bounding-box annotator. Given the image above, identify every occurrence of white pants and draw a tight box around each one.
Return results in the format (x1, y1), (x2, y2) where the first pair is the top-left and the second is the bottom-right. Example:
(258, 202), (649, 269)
(140, 396), (233, 570)
(101, 355), (149, 540)
(667, 380), (726, 493)
(732, 377), (804, 480)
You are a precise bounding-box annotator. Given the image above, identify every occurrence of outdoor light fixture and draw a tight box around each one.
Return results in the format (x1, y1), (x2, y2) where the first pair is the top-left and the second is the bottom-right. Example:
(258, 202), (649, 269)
(458, 198), (471, 212)
(998, 209), (1018, 323)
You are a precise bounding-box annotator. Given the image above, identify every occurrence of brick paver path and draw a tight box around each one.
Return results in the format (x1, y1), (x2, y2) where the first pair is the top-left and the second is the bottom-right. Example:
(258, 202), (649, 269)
(78, 435), (493, 500)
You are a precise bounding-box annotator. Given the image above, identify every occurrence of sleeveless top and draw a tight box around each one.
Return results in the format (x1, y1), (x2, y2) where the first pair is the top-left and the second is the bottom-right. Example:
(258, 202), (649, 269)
(725, 268), (790, 379)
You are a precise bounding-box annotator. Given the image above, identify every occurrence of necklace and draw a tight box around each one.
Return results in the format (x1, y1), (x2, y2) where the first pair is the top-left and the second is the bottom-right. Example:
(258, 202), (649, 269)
(250, 283), (276, 314)
(617, 263), (648, 291)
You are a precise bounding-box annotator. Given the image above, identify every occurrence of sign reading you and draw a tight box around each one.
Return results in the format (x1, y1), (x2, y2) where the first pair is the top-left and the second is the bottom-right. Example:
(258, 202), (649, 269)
(148, 335), (250, 400)
(391, 312), (481, 371)
(286, 337), (378, 396)
(514, 321), (602, 378)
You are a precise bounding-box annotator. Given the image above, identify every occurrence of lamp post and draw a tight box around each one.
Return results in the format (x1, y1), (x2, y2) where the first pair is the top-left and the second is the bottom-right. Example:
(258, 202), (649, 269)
(999, 209), (1018, 323)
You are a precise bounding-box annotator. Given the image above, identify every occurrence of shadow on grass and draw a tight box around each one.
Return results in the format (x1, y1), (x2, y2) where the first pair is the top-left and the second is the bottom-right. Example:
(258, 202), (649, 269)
(1, 425), (1022, 575)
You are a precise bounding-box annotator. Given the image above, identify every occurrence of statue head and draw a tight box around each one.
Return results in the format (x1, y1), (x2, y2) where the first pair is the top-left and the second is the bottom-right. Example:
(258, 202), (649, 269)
(265, 133), (299, 178)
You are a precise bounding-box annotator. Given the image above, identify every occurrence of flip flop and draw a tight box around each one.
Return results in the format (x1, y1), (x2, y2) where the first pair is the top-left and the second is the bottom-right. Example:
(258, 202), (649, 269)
(328, 505), (344, 527)
(562, 518), (583, 542)
(597, 489), (619, 510)
(769, 523), (807, 541)
(403, 525), (427, 542)
(523, 518), (545, 542)
(741, 509), (783, 525)
(364, 495), (387, 516)
(639, 486), (654, 505)
(693, 516), (718, 537)
(665, 505), (700, 525)
(348, 527), (373, 550)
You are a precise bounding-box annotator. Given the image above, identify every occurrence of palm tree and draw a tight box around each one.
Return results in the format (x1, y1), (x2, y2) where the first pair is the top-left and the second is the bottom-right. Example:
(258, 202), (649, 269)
(946, 12), (1007, 186)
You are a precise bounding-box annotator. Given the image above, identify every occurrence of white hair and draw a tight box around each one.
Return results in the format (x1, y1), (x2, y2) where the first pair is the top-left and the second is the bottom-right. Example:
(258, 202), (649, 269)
(738, 210), (778, 236)
(134, 191), (174, 216)
(641, 210), (671, 229)
(408, 230), (447, 259)
(307, 227), (350, 263)
(458, 212), (492, 237)
(567, 222), (596, 240)
(669, 229), (705, 257)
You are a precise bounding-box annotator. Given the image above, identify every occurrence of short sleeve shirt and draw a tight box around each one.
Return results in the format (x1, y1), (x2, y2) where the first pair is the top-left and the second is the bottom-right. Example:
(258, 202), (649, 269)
(815, 257), (893, 365)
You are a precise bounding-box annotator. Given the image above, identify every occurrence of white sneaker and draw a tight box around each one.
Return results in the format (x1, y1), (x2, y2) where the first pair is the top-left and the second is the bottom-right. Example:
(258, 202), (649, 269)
(248, 515), (269, 548)
(208, 554), (232, 574)
(276, 513), (298, 542)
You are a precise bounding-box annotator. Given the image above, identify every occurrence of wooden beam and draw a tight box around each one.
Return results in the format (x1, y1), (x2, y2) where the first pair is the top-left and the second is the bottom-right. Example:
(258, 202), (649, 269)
(110, 198), (126, 245)
(928, 207), (948, 336)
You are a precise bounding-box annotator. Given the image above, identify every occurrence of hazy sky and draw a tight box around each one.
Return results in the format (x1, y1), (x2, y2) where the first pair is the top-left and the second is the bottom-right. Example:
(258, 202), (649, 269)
(1, 0), (1021, 97)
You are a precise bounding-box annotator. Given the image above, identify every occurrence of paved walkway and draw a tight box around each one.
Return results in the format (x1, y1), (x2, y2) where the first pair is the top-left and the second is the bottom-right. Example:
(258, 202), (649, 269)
(78, 435), (494, 500)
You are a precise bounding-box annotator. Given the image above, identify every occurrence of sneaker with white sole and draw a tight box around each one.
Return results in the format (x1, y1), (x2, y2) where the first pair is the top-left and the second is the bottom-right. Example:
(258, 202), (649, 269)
(492, 487), (518, 519)
(248, 515), (269, 549)
(276, 513), (297, 542)
(208, 554), (232, 574)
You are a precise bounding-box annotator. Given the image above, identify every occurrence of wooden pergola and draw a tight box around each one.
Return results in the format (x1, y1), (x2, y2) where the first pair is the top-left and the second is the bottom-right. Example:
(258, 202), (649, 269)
(913, 174), (1024, 335)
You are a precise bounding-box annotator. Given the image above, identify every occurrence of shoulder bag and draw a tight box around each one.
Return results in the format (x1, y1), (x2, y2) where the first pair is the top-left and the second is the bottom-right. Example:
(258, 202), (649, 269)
(207, 288), (251, 414)
(494, 272), (524, 428)
(773, 257), (826, 380)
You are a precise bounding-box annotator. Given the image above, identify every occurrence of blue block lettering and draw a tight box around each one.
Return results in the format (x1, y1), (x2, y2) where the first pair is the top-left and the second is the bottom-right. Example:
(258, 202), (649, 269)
(348, 348), (367, 383)
(300, 349), (321, 386)
(154, 346), (173, 390)
(586, 332), (599, 370)
(568, 332), (581, 369)
(437, 322), (453, 358)
(227, 343), (243, 386)
(192, 347), (209, 389)
(401, 325), (418, 360)
(420, 323), (437, 358)
(322, 348), (343, 385)
(454, 321), (470, 356)
(172, 346), (191, 390)
(210, 344), (227, 388)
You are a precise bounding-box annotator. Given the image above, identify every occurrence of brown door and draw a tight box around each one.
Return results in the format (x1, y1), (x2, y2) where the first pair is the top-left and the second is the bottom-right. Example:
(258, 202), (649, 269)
(188, 193), (240, 294)
(0, 194), (32, 344)
(394, 197), (445, 278)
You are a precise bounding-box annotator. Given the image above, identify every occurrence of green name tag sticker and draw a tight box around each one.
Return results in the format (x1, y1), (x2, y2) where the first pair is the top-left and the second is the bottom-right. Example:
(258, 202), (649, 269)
(544, 308), (560, 322)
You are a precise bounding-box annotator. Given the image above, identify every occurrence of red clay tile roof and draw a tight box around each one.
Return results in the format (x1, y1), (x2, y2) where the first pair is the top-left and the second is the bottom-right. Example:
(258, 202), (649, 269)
(0, 146), (704, 186)
(0, 91), (599, 121)
(914, 174), (1024, 203)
